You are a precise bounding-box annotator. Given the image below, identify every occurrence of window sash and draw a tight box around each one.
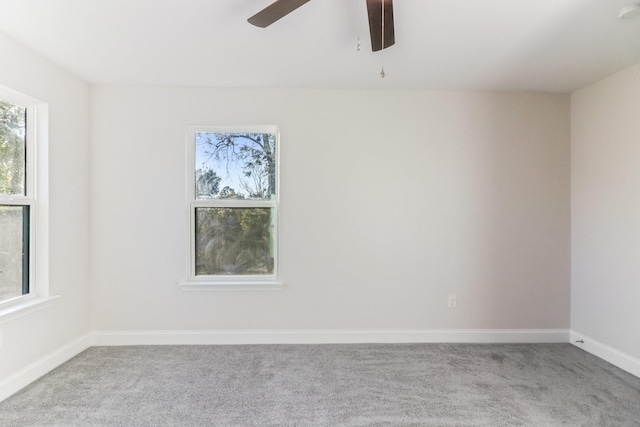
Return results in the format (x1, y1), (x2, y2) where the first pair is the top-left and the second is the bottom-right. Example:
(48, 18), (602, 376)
(191, 199), (276, 209)
(187, 126), (279, 201)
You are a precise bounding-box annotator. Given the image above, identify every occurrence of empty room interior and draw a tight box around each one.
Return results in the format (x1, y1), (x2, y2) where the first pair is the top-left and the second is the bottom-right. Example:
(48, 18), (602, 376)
(1, 0), (640, 425)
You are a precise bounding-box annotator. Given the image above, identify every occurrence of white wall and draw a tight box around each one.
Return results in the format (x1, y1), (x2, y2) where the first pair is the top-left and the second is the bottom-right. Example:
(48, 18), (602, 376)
(571, 63), (640, 360)
(90, 87), (570, 332)
(0, 34), (90, 380)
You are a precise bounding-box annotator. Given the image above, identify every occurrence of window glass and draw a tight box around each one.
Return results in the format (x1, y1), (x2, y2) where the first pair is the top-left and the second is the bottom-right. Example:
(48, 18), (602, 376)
(0, 205), (29, 301)
(195, 207), (274, 275)
(195, 132), (276, 201)
(0, 101), (26, 196)
(0, 99), (31, 304)
(190, 127), (279, 281)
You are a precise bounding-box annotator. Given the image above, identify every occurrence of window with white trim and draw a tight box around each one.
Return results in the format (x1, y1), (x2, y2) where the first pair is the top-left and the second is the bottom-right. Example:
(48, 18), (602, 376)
(187, 126), (279, 285)
(0, 97), (34, 305)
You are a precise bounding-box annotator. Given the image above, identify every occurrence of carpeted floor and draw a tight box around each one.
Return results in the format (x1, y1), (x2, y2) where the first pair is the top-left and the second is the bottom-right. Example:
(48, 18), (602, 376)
(1, 343), (639, 426)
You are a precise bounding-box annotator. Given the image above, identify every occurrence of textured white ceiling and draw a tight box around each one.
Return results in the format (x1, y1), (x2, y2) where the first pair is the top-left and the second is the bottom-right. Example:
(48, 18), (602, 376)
(0, 0), (639, 92)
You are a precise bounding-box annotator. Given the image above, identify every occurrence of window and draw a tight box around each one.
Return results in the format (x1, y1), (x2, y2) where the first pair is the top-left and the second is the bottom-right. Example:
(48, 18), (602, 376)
(0, 99), (33, 305)
(187, 126), (280, 286)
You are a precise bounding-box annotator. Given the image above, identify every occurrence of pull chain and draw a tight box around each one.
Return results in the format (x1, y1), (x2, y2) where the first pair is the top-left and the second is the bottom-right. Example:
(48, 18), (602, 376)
(380, 0), (386, 78)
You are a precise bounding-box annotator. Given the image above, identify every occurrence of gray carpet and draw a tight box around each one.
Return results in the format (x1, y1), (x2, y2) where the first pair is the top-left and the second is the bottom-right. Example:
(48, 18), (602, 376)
(1, 344), (639, 426)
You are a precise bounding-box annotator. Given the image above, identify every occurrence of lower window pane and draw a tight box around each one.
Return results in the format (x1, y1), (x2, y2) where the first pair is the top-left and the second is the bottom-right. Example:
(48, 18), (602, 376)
(195, 207), (274, 276)
(0, 205), (29, 302)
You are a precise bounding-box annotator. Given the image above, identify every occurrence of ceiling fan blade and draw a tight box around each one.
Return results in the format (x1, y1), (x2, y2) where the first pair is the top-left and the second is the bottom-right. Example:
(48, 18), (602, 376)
(366, 0), (395, 52)
(248, 0), (312, 28)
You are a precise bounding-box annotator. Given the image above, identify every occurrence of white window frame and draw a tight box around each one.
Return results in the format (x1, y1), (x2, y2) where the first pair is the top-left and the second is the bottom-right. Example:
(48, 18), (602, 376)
(182, 125), (282, 290)
(0, 85), (54, 322)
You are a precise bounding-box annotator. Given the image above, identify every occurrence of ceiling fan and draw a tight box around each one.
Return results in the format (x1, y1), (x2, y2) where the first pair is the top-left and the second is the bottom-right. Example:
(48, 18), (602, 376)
(248, 0), (395, 52)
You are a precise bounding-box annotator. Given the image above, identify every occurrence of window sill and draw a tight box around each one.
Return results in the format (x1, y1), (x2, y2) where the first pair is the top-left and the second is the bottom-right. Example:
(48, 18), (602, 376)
(178, 280), (284, 291)
(0, 295), (60, 325)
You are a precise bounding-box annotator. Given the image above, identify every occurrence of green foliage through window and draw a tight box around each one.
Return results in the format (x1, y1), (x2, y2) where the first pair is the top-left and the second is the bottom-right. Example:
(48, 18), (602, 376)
(195, 208), (274, 275)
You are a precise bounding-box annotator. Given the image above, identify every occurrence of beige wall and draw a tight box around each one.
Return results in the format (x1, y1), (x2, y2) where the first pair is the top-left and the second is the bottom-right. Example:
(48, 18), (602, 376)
(90, 87), (570, 331)
(571, 63), (640, 360)
(0, 33), (91, 380)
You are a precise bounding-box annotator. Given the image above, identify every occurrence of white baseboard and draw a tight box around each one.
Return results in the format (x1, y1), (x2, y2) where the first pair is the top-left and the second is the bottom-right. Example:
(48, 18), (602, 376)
(0, 333), (91, 402)
(570, 331), (640, 378)
(91, 328), (570, 346)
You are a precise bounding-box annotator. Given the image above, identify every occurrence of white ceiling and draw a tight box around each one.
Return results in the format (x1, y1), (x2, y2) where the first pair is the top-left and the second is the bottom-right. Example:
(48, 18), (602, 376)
(0, 0), (639, 92)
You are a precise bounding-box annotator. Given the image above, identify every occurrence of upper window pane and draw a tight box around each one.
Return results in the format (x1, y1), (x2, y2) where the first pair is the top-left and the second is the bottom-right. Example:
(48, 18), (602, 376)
(0, 101), (27, 196)
(195, 132), (276, 201)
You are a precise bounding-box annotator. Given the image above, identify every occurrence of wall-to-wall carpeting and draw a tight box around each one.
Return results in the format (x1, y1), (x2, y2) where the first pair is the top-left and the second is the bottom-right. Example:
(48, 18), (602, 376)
(1, 344), (638, 426)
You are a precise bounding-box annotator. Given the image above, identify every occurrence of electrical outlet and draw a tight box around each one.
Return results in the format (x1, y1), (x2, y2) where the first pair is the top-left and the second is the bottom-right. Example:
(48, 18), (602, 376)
(448, 295), (457, 308)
